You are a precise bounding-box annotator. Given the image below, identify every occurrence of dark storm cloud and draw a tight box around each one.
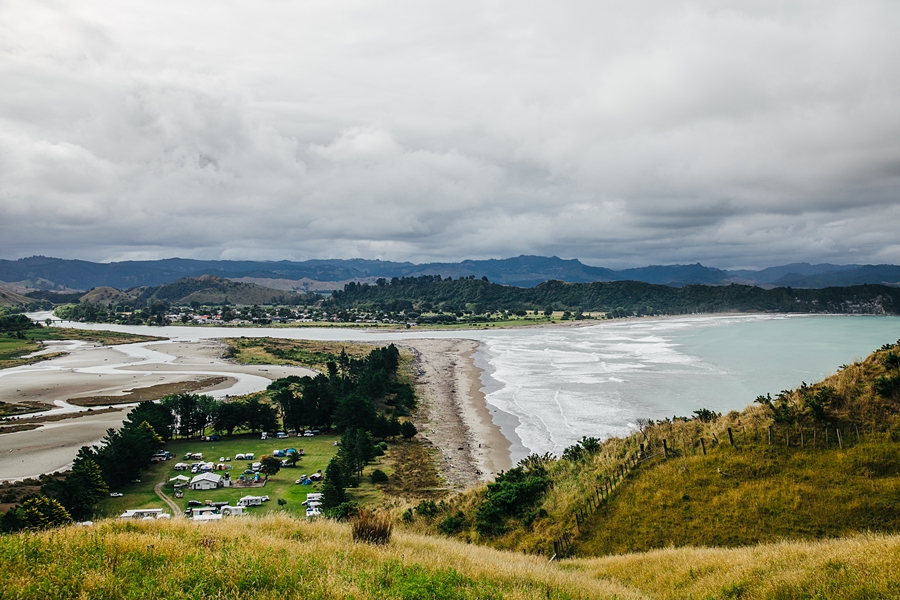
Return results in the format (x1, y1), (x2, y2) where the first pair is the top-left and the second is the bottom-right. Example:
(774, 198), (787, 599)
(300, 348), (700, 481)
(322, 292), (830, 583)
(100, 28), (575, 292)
(1, 0), (899, 268)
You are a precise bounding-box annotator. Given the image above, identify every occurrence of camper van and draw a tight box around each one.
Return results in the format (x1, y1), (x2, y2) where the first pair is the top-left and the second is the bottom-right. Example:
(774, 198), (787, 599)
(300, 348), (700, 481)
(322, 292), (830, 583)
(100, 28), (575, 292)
(237, 496), (263, 507)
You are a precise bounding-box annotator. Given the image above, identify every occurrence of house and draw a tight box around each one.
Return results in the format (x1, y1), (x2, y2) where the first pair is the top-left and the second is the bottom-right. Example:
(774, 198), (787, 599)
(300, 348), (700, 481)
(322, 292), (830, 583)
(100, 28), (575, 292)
(189, 473), (222, 490)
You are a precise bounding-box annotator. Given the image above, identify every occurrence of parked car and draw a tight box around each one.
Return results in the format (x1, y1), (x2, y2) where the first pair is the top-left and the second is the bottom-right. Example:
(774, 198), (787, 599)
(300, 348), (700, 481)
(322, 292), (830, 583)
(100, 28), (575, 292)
(261, 495), (270, 502)
(303, 431), (315, 437)
(187, 500), (202, 507)
(109, 492), (123, 497)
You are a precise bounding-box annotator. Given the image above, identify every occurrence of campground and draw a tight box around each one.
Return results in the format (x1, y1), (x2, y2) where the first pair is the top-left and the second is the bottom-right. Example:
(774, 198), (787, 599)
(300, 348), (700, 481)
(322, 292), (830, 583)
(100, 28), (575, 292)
(93, 432), (391, 518)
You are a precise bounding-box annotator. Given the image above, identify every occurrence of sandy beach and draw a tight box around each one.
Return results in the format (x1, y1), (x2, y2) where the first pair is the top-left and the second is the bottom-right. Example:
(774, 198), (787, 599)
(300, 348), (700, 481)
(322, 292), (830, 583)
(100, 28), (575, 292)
(398, 338), (512, 488)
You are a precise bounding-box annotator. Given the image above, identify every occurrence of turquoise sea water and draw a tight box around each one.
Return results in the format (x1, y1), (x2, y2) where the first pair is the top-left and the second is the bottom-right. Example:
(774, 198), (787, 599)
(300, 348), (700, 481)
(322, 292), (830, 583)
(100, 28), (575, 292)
(474, 315), (900, 461)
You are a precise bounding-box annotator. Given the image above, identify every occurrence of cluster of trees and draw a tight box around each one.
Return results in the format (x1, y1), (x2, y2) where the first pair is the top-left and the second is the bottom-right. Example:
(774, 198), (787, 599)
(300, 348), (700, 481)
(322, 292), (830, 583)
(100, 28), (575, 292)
(1, 402), (166, 533)
(470, 454), (553, 535)
(0, 314), (39, 333)
(321, 423), (418, 512)
(55, 301), (168, 325)
(330, 277), (900, 317)
(266, 344), (416, 433)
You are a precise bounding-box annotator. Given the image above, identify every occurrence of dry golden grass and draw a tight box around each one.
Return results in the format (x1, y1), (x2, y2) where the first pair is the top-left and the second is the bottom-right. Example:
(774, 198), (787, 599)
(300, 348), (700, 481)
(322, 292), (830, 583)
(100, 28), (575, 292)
(5, 514), (900, 598)
(0, 514), (639, 599)
(569, 531), (900, 599)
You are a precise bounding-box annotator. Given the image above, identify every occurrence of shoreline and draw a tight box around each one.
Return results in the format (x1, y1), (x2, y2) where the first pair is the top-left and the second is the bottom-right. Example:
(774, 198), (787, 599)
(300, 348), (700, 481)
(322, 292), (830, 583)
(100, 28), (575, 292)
(400, 338), (513, 488)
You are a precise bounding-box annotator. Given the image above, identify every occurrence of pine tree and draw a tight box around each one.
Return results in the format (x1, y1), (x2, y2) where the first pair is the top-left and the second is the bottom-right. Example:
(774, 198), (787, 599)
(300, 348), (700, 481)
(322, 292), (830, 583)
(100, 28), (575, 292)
(321, 456), (347, 509)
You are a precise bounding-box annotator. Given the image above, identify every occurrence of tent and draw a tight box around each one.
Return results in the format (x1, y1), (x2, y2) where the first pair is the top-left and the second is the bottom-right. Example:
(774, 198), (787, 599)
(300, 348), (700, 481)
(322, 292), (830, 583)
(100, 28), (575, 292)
(169, 475), (190, 484)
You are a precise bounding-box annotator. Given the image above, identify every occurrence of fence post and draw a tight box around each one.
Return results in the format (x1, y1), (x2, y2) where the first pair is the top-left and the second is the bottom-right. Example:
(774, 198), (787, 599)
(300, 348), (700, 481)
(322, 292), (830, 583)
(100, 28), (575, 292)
(825, 429), (829, 446)
(800, 428), (804, 448)
(663, 439), (668, 458)
(727, 427), (735, 447)
(837, 428), (843, 450)
(700, 438), (707, 456)
(768, 426), (773, 445)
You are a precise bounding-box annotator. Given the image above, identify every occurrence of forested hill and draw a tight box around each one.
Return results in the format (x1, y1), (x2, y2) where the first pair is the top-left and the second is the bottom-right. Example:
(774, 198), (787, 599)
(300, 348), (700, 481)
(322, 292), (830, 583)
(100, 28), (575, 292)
(329, 277), (900, 315)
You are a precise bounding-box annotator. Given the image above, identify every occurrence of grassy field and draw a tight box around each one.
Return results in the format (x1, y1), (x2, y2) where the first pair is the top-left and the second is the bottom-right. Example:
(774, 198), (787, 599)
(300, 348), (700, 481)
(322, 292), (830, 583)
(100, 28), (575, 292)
(93, 433), (392, 518)
(575, 436), (900, 556)
(4, 515), (900, 599)
(224, 338), (378, 372)
(25, 327), (166, 345)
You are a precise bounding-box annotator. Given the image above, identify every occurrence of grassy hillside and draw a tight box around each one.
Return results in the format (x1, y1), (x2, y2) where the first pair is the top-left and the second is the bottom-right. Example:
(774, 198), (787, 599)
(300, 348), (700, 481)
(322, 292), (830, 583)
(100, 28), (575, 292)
(4, 515), (900, 599)
(0, 287), (35, 307)
(418, 339), (900, 557)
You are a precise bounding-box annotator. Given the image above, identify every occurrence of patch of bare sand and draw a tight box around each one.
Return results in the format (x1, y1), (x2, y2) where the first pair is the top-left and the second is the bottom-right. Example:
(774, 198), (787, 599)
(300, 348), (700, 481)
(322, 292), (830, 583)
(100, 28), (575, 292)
(399, 338), (512, 489)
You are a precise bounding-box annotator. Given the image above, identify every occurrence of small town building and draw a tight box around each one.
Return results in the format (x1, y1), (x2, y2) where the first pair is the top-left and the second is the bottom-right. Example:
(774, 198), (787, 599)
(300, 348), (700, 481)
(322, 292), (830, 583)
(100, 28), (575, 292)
(189, 473), (222, 490)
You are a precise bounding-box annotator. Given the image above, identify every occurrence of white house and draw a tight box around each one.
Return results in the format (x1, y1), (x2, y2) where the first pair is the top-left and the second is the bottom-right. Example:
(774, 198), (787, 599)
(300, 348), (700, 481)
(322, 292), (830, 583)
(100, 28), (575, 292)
(189, 473), (222, 490)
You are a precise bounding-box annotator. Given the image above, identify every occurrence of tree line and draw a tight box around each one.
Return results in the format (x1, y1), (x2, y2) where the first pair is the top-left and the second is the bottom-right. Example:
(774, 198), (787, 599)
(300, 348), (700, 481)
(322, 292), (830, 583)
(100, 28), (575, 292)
(330, 278), (900, 316)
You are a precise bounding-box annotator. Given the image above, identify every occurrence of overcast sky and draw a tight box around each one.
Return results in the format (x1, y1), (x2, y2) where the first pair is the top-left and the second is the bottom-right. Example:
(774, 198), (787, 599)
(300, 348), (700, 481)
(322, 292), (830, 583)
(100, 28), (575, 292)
(1, 1), (899, 269)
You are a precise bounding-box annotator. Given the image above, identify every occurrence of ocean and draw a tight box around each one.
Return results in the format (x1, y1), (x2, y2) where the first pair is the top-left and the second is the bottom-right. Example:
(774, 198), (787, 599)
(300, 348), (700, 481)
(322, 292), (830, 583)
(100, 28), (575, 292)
(473, 315), (900, 462)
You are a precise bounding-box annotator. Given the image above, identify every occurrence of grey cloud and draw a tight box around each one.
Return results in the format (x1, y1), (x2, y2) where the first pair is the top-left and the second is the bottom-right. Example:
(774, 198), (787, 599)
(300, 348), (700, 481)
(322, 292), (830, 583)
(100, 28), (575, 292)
(1, 0), (900, 268)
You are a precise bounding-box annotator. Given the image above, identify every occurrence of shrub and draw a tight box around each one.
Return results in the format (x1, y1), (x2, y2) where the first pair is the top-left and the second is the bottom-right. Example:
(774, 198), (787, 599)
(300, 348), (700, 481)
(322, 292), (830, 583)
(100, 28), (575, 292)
(324, 501), (359, 521)
(370, 469), (388, 484)
(437, 511), (466, 535)
(351, 509), (393, 545)
(414, 499), (440, 518)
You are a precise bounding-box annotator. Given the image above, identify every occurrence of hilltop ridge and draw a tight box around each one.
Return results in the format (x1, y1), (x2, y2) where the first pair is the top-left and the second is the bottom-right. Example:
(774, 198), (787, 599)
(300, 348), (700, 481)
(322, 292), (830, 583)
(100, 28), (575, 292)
(3, 255), (900, 292)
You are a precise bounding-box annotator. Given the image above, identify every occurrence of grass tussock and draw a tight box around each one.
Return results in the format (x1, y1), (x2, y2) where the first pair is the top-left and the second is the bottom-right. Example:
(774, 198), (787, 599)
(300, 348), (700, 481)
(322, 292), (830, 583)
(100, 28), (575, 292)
(351, 509), (393, 545)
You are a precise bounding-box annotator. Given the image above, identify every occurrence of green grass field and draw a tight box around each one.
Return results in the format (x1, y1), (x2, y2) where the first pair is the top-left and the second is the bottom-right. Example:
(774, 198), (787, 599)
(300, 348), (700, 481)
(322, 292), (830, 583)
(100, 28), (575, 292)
(93, 432), (391, 518)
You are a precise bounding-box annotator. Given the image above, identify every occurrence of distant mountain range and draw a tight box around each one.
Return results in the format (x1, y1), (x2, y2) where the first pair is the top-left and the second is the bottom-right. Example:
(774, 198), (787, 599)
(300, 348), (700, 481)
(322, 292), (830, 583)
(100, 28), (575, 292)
(1, 255), (899, 292)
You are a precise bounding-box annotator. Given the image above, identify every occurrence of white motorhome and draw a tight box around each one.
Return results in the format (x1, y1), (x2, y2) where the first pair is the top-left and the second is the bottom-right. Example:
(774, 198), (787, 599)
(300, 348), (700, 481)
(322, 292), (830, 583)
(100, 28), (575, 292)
(119, 509), (170, 520)
(237, 496), (263, 507)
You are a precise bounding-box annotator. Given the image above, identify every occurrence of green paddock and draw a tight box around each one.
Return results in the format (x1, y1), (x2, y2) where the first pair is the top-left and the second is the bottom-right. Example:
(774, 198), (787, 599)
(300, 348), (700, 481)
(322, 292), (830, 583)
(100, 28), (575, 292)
(94, 432), (388, 518)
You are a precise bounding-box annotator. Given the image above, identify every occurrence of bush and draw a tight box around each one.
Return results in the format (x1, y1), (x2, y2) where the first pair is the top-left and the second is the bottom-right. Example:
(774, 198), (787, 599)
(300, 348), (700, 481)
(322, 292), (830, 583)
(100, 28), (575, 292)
(370, 469), (388, 484)
(437, 511), (466, 535)
(351, 509), (393, 545)
(414, 499), (440, 518)
(378, 442), (388, 451)
(323, 501), (359, 521)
